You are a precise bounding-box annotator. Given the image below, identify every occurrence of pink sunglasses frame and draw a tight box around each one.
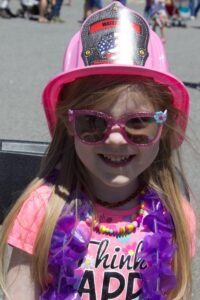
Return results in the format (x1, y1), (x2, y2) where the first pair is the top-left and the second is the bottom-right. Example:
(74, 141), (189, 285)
(68, 109), (167, 146)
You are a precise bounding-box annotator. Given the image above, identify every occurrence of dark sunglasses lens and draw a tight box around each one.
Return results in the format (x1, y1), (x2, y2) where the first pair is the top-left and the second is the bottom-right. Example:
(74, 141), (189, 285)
(125, 116), (159, 144)
(75, 115), (107, 142)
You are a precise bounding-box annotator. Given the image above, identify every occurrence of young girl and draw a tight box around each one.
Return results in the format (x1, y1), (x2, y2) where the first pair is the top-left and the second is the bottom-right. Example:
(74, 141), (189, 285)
(0, 2), (197, 299)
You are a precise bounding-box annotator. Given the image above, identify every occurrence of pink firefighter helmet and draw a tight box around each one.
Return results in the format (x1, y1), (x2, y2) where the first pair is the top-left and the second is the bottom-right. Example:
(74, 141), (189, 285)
(42, 1), (189, 146)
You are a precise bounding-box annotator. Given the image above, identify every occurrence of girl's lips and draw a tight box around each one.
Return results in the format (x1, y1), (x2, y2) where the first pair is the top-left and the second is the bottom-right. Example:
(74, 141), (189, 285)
(98, 154), (135, 167)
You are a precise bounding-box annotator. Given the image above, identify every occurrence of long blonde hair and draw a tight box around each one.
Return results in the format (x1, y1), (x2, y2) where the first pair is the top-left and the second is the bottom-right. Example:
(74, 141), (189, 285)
(0, 75), (193, 299)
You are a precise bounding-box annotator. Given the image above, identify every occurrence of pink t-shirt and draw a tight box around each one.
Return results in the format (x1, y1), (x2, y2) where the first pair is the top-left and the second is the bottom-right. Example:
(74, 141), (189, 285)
(7, 184), (196, 299)
(78, 204), (148, 299)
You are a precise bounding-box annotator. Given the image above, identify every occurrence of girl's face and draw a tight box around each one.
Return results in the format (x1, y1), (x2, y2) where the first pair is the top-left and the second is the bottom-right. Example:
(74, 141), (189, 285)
(73, 89), (160, 194)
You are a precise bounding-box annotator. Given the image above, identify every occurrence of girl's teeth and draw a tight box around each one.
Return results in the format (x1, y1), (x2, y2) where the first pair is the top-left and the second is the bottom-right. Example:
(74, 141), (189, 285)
(103, 155), (130, 162)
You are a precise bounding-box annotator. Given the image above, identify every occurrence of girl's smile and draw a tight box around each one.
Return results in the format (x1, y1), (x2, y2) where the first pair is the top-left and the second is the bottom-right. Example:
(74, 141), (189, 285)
(98, 153), (135, 167)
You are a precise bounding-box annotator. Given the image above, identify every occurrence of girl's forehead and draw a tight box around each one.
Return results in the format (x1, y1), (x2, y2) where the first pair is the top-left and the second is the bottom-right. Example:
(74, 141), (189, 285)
(94, 90), (155, 116)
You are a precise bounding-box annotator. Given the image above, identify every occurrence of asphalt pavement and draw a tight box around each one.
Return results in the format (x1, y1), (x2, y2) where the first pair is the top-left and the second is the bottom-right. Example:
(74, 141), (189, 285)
(0, 0), (200, 298)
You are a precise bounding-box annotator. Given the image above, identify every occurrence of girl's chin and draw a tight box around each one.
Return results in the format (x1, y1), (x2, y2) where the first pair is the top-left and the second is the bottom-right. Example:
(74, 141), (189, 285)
(103, 175), (133, 188)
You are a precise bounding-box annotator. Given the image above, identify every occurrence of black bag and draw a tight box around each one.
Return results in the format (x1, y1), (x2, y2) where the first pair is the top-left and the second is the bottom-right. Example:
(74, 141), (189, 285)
(0, 140), (48, 223)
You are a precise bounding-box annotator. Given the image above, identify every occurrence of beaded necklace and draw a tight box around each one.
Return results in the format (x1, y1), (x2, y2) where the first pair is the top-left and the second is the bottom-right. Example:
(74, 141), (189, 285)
(91, 200), (145, 236)
(84, 186), (146, 236)
(94, 183), (145, 208)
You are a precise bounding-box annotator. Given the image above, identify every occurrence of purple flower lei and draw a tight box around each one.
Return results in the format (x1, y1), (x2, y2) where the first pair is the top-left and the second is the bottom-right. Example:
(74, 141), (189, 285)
(39, 188), (177, 300)
(138, 189), (177, 300)
(39, 192), (92, 300)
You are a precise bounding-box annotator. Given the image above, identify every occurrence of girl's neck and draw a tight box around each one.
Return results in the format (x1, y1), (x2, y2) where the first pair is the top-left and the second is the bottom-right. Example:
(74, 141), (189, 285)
(89, 177), (140, 210)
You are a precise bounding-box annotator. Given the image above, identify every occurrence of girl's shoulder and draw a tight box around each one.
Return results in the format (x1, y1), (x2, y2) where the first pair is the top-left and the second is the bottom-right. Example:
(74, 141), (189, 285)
(181, 195), (197, 256)
(17, 182), (53, 220)
(181, 195), (195, 215)
(7, 182), (53, 254)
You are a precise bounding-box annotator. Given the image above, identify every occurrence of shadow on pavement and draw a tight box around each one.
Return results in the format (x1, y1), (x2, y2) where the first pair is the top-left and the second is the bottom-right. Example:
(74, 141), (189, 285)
(183, 81), (200, 90)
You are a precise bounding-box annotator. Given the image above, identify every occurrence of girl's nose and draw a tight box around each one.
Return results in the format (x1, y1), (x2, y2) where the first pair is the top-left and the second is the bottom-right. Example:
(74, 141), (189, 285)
(104, 125), (127, 145)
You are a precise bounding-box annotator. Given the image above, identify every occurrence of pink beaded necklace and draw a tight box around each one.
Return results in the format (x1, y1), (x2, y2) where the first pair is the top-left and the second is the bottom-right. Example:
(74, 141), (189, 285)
(85, 190), (145, 236)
